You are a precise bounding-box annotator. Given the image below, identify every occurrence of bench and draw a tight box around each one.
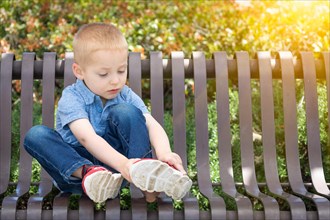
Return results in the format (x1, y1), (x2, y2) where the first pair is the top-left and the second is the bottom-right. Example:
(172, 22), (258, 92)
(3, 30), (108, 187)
(0, 51), (329, 220)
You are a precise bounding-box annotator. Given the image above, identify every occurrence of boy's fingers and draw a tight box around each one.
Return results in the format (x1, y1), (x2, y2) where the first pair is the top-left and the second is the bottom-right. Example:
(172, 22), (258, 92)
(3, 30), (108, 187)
(164, 155), (187, 175)
(174, 163), (187, 175)
(160, 153), (187, 175)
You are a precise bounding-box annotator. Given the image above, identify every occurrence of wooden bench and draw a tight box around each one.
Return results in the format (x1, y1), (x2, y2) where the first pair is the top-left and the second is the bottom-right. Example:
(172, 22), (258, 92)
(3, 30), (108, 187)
(0, 51), (329, 220)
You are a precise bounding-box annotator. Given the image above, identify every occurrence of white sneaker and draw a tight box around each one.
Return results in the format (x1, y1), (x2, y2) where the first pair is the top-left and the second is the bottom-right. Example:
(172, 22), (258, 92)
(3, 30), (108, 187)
(129, 159), (192, 200)
(82, 166), (123, 203)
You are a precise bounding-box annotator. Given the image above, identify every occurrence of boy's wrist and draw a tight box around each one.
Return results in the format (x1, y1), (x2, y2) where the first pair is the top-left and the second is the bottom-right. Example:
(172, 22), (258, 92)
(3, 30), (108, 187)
(115, 157), (129, 173)
(155, 149), (172, 161)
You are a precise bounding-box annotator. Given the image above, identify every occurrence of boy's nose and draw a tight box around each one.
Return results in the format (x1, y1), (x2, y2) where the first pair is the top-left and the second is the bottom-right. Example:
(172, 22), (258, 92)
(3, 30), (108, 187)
(110, 75), (120, 84)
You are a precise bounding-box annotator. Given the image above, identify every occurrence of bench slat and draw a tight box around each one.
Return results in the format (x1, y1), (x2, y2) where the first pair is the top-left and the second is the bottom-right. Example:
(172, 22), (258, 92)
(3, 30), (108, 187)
(300, 52), (330, 198)
(105, 198), (121, 220)
(214, 51), (254, 219)
(128, 52), (142, 97)
(323, 52), (330, 144)
(52, 192), (71, 220)
(149, 51), (174, 220)
(172, 52), (188, 168)
(52, 52), (75, 220)
(279, 51), (330, 220)
(39, 52), (56, 192)
(127, 52), (148, 220)
(27, 53), (56, 220)
(193, 51), (212, 194)
(258, 51), (307, 220)
(279, 52), (306, 190)
(150, 51), (164, 126)
(193, 52), (227, 219)
(1, 53), (35, 220)
(236, 51), (280, 219)
(130, 199), (147, 220)
(0, 53), (15, 220)
(78, 196), (94, 220)
(63, 52), (75, 87)
(0, 53), (14, 194)
(150, 51), (164, 159)
(18, 53), (35, 192)
(42, 52), (56, 128)
(171, 52), (200, 220)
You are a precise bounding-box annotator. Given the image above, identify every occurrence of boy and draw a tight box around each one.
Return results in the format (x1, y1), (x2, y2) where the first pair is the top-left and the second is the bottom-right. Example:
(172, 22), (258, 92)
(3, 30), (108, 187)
(24, 23), (192, 203)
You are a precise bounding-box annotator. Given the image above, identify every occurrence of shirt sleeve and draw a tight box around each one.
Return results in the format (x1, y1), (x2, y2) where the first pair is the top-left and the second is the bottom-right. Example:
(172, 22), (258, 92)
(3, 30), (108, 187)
(123, 86), (149, 114)
(57, 87), (89, 128)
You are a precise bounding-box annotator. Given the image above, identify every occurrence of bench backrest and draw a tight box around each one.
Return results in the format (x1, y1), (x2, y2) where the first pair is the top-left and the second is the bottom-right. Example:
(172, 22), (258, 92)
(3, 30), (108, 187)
(0, 51), (329, 206)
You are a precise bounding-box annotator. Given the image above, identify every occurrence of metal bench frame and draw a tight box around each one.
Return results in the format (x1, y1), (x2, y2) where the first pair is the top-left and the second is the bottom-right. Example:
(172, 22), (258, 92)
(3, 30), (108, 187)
(0, 51), (329, 220)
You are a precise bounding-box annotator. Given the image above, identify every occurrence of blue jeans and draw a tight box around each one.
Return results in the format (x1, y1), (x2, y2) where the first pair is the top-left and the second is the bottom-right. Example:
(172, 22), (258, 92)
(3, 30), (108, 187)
(24, 104), (152, 194)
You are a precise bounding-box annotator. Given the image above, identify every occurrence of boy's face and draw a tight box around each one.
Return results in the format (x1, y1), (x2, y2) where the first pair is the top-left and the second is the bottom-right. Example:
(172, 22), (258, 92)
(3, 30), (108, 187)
(73, 49), (128, 103)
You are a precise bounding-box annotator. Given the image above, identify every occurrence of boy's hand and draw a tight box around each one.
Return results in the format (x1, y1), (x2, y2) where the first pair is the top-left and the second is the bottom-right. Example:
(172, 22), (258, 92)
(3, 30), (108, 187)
(158, 152), (187, 175)
(120, 158), (140, 182)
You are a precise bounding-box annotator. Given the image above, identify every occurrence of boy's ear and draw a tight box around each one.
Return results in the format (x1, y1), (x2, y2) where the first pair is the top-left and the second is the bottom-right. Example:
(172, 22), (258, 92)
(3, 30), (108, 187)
(72, 63), (84, 80)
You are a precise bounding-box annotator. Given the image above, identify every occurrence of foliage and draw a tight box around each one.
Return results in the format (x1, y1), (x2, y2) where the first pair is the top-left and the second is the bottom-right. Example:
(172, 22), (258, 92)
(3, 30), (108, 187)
(1, 0), (329, 59)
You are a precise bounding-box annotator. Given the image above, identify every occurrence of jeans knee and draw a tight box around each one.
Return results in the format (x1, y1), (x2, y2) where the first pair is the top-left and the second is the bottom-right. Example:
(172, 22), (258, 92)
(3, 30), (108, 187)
(24, 125), (50, 151)
(109, 104), (144, 124)
(105, 104), (151, 158)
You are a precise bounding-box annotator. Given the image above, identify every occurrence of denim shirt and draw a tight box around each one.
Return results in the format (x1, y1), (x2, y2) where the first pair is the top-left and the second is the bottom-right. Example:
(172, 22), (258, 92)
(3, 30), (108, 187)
(56, 79), (149, 146)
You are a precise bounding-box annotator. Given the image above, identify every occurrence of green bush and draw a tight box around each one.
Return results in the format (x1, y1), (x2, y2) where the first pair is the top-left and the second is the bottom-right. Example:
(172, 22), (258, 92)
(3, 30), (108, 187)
(1, 1), (329, 58)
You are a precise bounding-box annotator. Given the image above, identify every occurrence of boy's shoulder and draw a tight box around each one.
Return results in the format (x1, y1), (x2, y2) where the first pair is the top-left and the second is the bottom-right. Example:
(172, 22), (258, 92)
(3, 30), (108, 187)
(59, 80), (94, 106)
(61, 82), (83, 100)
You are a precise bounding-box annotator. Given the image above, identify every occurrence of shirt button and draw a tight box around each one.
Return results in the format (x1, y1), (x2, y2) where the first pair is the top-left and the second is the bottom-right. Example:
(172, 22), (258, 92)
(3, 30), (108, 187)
(98, 107), (102, 113)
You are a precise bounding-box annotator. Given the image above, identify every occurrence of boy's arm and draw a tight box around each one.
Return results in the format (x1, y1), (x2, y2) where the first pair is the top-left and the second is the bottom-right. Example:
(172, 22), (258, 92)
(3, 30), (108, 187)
(144, 113), (187, 174)
(69, 118), (137, 181)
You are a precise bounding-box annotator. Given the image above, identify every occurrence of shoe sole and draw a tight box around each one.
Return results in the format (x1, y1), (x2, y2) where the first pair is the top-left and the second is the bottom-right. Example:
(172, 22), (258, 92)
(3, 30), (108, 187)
(129, 159), (192, 200)
(83, 171), (123, 203)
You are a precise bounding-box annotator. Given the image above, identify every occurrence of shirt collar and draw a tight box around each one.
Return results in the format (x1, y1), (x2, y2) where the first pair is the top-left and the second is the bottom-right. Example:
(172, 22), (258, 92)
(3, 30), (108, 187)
(75, 79), (96, 105)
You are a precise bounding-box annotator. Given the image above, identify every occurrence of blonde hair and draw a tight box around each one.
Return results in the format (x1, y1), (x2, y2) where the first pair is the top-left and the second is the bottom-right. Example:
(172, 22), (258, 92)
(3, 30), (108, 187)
(73, 23), (128, 66)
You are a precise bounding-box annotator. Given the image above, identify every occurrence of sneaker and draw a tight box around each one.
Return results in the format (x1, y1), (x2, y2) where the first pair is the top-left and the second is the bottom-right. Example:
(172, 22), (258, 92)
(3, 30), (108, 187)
(82, 165), (123, 203)
(129, 159), (192, 200)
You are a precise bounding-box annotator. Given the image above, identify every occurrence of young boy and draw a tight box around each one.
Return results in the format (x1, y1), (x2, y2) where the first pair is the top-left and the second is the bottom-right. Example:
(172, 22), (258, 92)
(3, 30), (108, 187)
(24, 23), (192, 203)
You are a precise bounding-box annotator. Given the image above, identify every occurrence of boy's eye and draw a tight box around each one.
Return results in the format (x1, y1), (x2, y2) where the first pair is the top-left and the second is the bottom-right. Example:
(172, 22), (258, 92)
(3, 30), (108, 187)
(118, 68), (126, 74)
(99, 73), (108, 77)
